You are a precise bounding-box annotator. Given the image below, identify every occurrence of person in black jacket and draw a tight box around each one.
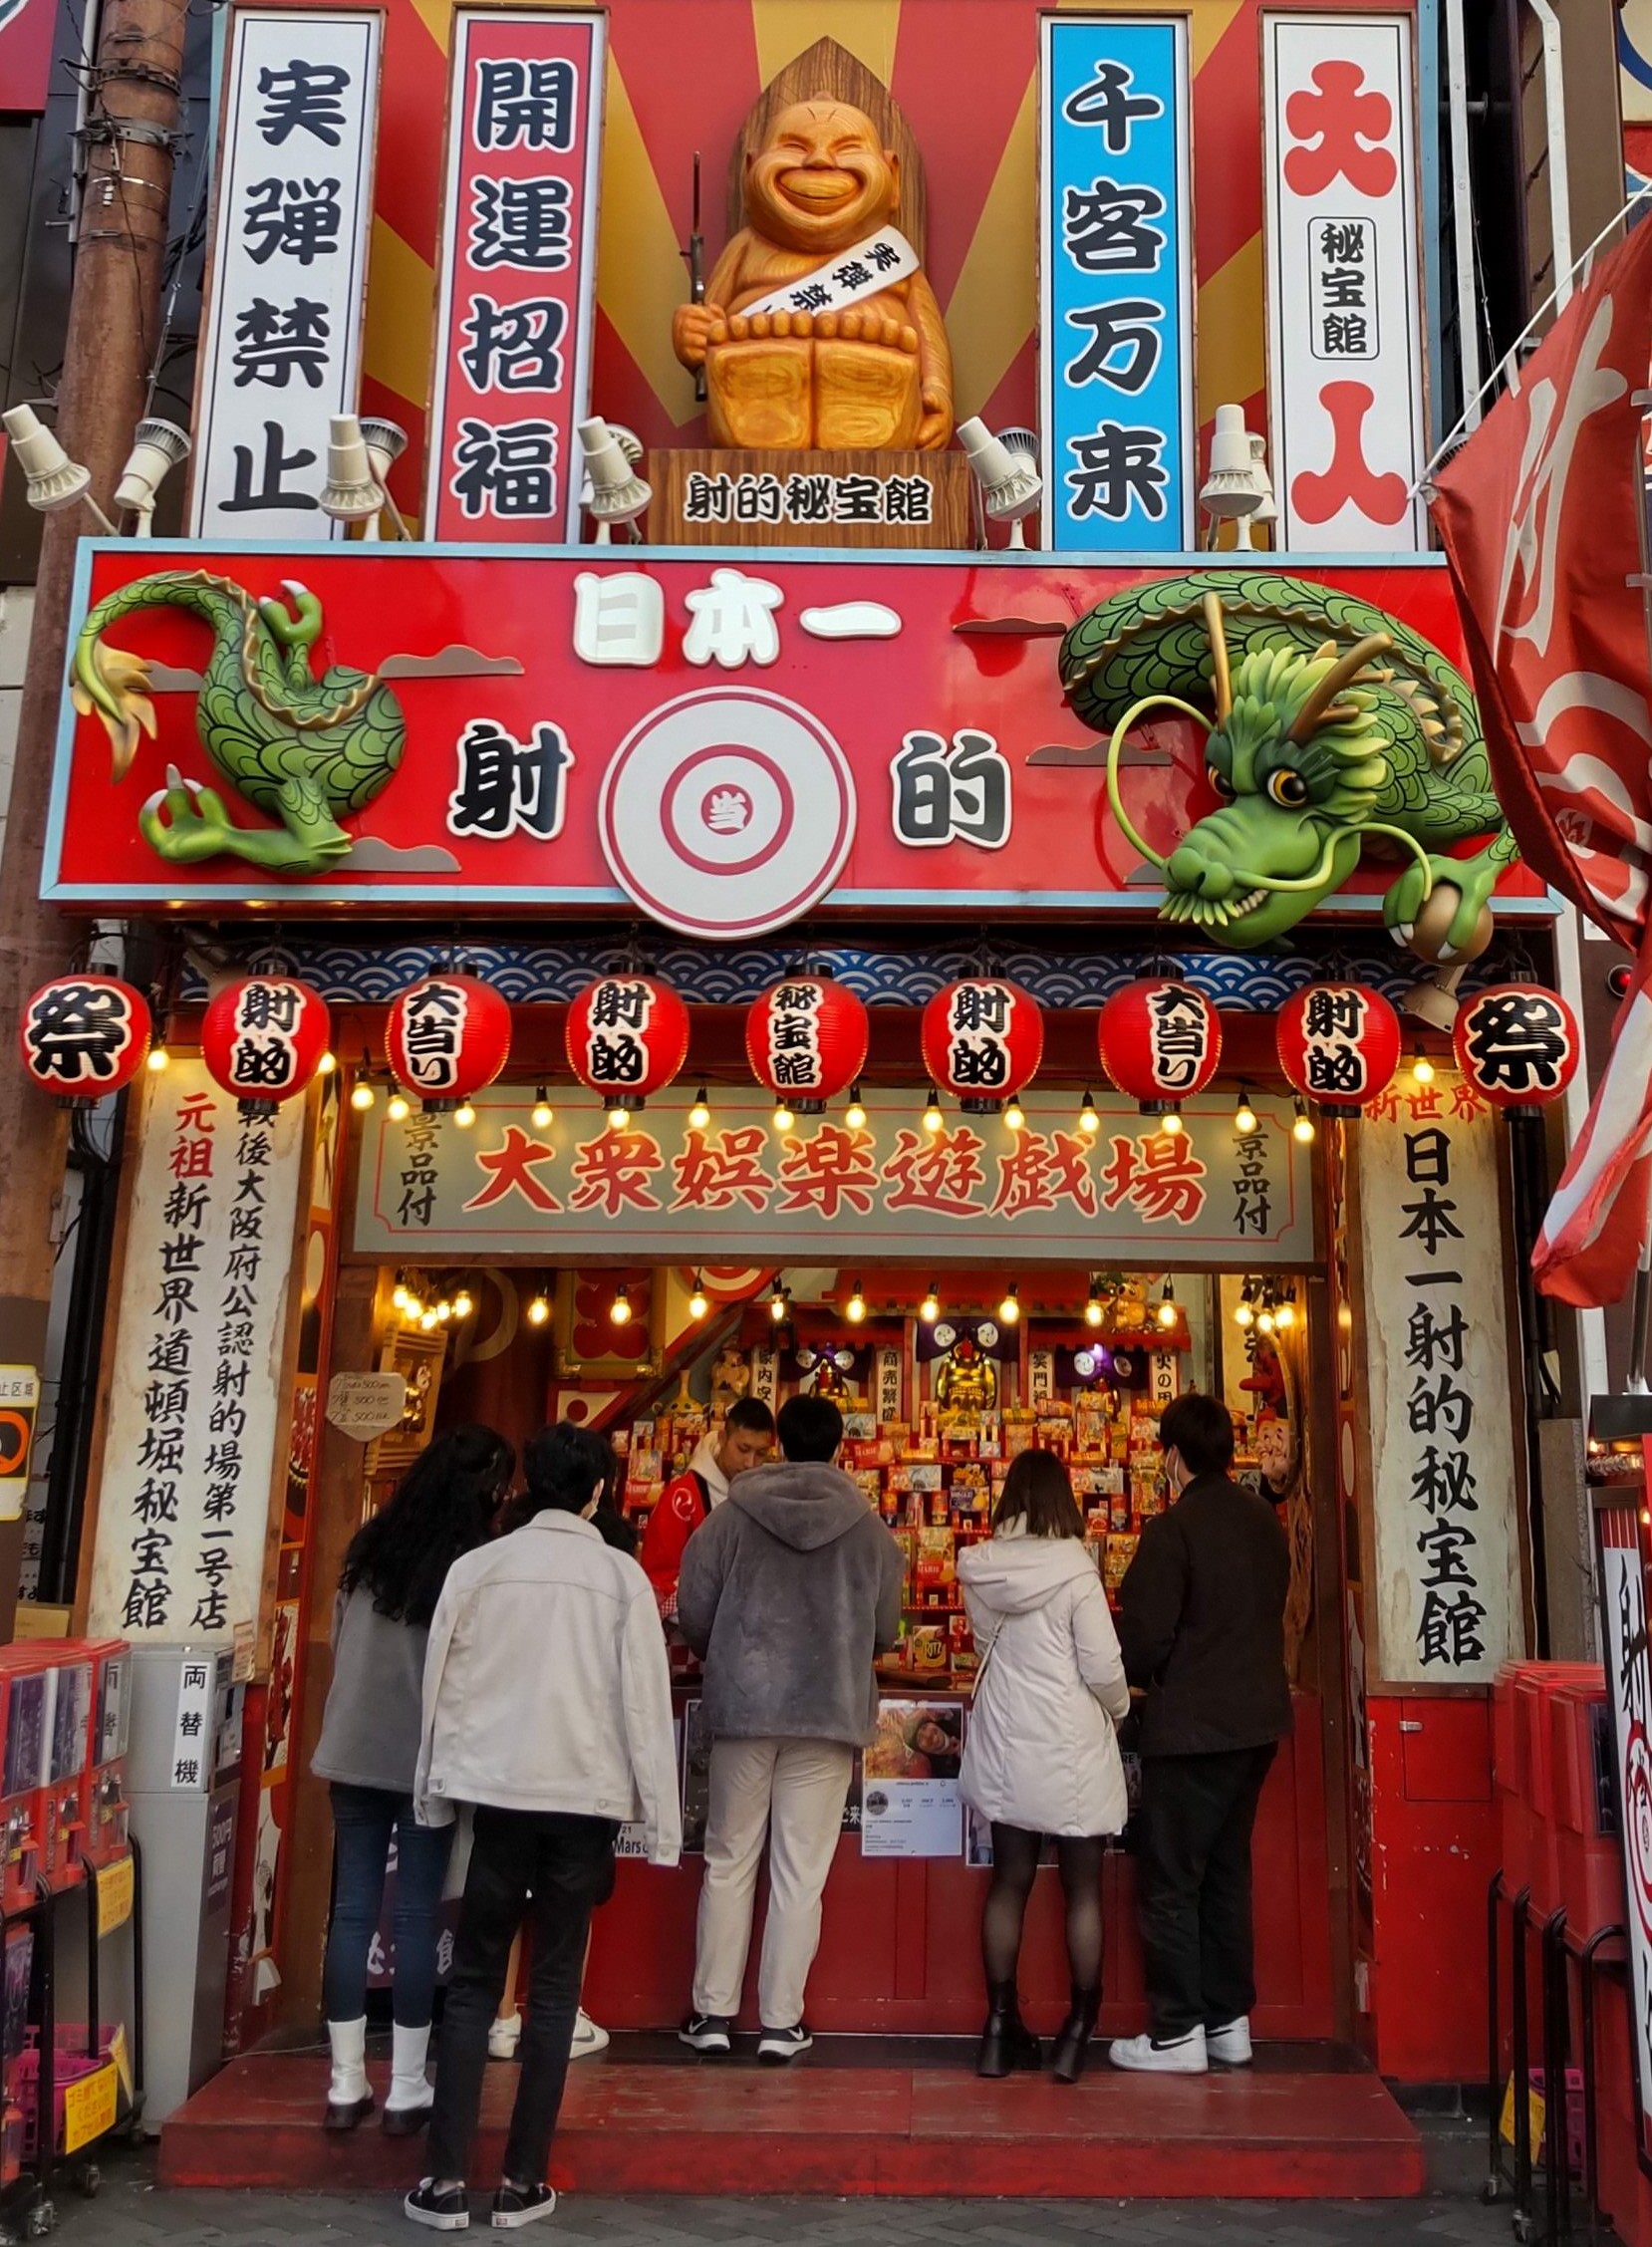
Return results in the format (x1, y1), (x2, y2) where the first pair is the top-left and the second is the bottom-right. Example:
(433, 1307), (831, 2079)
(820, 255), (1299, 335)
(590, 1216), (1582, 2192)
(1109, 1390), (1291, 2076)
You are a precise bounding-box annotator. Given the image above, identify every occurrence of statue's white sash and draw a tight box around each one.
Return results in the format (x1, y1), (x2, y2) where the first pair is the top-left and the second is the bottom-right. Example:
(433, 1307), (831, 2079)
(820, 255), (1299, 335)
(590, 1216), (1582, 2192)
(743, 226), (919, 319)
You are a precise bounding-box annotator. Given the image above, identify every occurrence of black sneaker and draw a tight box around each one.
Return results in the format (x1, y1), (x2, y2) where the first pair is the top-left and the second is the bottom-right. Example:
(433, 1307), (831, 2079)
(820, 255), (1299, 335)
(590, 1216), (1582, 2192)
(405, 2181), (470, 2231)
(679, 2012), (733, 2054)
(757, 2022), (813, 2064)
(490, 2183), (558, 2229)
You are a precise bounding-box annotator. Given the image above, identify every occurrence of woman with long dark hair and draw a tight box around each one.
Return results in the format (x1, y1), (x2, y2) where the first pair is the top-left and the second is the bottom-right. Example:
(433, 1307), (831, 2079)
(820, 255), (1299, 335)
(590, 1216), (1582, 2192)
(312, 1422), (515, 2134)
(958, 1449), (1130, 2084)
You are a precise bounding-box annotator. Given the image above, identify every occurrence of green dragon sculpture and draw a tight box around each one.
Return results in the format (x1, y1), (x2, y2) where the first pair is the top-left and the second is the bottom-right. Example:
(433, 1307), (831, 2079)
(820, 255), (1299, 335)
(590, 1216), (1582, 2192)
(71, 569), (406, 874)
(1059, 570), (1517, 954)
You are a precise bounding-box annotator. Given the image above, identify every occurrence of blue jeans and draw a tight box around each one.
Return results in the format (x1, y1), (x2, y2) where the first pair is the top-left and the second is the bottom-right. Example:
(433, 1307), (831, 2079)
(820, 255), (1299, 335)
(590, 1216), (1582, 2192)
(323, 1782), (453, 2029)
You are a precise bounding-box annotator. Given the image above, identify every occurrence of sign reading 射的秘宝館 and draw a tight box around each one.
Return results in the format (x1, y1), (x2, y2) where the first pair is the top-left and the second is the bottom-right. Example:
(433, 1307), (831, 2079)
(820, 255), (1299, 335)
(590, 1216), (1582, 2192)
(188, 9), (383, 538)
(354, 1087), (1314, 1264)
(1262, 13), (1426, 551)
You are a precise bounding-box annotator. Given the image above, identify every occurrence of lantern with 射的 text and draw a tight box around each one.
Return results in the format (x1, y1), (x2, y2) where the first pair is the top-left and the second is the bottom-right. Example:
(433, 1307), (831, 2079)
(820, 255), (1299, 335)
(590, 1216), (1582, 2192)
(920, 980), (1043, 1115)
(201, 976), (331, 1118)
(1098, 980), (1222, 1117)
(745, 977), (870, 1115)
(1453, 983), (1580, 1113)
(386, 974), (512, 1113)
(1276, 983), (1402, 1113)
(566, 976), (690, 1116)
(18, 977), (152, 1104)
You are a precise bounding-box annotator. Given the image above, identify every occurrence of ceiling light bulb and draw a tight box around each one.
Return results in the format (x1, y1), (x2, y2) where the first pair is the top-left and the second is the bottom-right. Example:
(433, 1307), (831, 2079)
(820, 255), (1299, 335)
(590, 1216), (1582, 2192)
(922, 1089), (944, 1135)
(1235, 1298), (1254, 1328)
(770, 1284), (787, 1322)
(1159, 1297), (1179, 1329)
(388, 1090), (411, 1122)
(453, 1100), (477, 1128)
(610, 1285), (633, 1326)
(688, 1274), (709, 1319)
(920, 1283), (941, 1323)
(1085, 1288), (1104, 1328)
(773, 1102), (795, 1132)
(1160, 1110), (1184, 1136)
(453, 1289), (474, 1320)
(419, 1308), (439, 1330)
(608, 1104), (631, 1132)
(527, 1292), (550, 1326)
(392, 1282), (410, 1311)
(146, 1042), (170, 1072)
(1003, 1099), (1026, 1132)
(688, 1088), (711, 1130)
(532, 1086), (553, 1128)
(1235, 1090), (1258, 1135)
(1413, 1052), (1436, 1085)
(318, 1050), (337, 1075)
(1292, 1099), (1316, 1145)
(1275, 1297), (1297, 1330)
(435, 1299), (453, 1322)
(351, 1079), (376, 1111)
(998, 1285), (1020, 1324)
(845, 1279), (867, 1324)
(1078, 1092), (1100, 1135)
(845, 1087), (868, 1131)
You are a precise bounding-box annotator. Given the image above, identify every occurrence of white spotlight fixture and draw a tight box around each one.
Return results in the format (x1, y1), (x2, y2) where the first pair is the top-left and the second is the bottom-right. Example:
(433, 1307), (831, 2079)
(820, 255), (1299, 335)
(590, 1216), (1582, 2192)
(1246, 432), (1277, 548)
(579, 418), (652, 540)
(956, 416), (1042, 547)
(114, 418), (191, 534)
(1199, 404), (1265, 542)
(2, 405), (116, 532)
(359, 416), (411, 538)
(318, 415), (385, 523)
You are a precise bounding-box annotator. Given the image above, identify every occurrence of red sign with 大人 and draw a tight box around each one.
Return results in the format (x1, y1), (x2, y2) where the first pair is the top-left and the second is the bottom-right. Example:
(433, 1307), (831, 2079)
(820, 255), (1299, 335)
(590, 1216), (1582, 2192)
(424, 10), (605, 543)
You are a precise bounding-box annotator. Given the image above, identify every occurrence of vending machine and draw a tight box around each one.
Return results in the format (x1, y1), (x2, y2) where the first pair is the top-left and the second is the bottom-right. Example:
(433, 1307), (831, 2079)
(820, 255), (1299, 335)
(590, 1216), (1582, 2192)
(80, 1642), (132, 1871)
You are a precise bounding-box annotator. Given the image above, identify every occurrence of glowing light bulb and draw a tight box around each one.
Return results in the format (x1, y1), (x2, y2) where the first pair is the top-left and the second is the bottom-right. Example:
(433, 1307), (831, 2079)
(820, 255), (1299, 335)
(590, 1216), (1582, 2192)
(1235, 1299), (1254, 1329)
(769, 1284), (787, 1323)
(531, 1086), (553, 1129)
(1078, 1092), (1100, 1136)
(1257, 1305), (1276, 1336)
(392, 1283), (410, 1312)
(1275, 1296), (1296, 1331)
(435, 1299), (453, 1323)
(453, 1101), (477, 1128)
(1412, 1051), (1436, 1086)
(998, 1285), (1020, 1324)
(920, 1283), (941, 1323)
(318, 1050), (337, 1076)
(608, 1105), (631, 1132)
(688, 1088), (711, 1131)
(453, 1290), (474, 1320)
(1158, 1286), (1178, 1329)
(1160, 1110), (1184, 1136)
(688, 1273), (709, 1320)
(146, 1043), (170, 1073)
(1292, 1100), (1316, 1145)
(844, 1279), (867, 1324)
(845, 1086), (867, 1131)
(773, 1103), (795, 1132)
(610, 1285), (632, 1327)
(1235, 1091), (1258, 1135)
(922, 1089), (945, 1135)
(1085, 1287), (1104, 1329)
(351, 1080), (376, 1112)
(1003, 1099), (1026, 1133)
(527, 1293), (550, 1326)
(419, 1308), (439, 1330)
(388, 1090), (411, 1123)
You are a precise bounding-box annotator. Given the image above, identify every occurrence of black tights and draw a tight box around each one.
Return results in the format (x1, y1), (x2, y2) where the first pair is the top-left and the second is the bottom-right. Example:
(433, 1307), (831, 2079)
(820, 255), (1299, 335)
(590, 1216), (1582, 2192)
(981, 1825), (1106, 1995)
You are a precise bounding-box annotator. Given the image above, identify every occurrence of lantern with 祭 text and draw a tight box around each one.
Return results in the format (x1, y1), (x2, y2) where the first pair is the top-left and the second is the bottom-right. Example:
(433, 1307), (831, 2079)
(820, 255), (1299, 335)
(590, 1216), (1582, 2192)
(201, 977), (331, 1118)
(18, 977), (151, 1104)
(745, 978), (870, 1115)
(921, 980), (1043, 1115)
(1099, 980), (1222, 1116)
(566, 976), (690, 1115)
(1453, 984), (1580, 1113)
(386, 975), (512, 1113)
(1276, 983), (1402, 1113)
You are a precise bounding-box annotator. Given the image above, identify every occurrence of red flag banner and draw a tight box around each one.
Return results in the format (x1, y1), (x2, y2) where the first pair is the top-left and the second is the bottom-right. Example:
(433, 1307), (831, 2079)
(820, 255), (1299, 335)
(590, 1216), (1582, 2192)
(1431, 218), (1652, 1306)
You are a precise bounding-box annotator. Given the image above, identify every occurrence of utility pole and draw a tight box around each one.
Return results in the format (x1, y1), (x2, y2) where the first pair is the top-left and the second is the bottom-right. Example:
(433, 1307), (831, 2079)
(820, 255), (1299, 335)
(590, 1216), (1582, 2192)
(0, 0), (188, 1634)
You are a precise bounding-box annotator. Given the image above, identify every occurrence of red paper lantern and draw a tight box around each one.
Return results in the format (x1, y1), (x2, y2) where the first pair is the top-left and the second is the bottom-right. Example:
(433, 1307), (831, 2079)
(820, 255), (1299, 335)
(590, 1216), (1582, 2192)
(18, 976), (151, 1103)
(566, 975), (690, 1112)
(1098, 979), (1223, 1114)
(1453, 983), (1580, 1111)
(745, 978), (870, 1114)
(386, 974), (512, 1111)
(921, 980), (1043, 1114)
(201, 976), (331, 1115)
(1276, 983), (1402, 1113)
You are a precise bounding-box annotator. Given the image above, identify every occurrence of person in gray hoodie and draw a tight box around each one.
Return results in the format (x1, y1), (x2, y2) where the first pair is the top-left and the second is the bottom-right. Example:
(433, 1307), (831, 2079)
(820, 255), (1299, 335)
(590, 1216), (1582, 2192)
(676, 1391), (905, 2063)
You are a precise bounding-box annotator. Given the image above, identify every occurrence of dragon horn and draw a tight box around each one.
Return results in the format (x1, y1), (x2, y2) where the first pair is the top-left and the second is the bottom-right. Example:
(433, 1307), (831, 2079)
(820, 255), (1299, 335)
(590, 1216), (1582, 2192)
(1287, 633), (1394, 742)
(1202, 592), (1234, 726)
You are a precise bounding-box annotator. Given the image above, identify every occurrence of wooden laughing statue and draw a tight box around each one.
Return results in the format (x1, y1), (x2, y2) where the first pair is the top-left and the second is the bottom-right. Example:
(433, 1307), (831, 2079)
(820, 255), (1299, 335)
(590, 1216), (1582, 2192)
(673, 97), (954, 452)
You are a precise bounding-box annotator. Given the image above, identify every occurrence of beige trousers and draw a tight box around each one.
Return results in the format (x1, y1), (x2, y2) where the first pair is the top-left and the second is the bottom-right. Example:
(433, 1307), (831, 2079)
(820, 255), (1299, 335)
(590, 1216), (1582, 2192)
(691, 1735), (855, 2030)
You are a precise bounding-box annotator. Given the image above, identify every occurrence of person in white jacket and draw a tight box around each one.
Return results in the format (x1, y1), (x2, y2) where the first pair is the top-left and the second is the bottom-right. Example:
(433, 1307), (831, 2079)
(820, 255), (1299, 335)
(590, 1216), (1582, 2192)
(407, 1422), (681, 2233)
(959, 1450), (1131, 2086)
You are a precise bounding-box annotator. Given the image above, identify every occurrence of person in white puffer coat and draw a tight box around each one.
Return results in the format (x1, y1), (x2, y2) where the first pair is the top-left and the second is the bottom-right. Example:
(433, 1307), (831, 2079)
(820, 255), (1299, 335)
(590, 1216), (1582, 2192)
(959, 1450), (1131, 2086)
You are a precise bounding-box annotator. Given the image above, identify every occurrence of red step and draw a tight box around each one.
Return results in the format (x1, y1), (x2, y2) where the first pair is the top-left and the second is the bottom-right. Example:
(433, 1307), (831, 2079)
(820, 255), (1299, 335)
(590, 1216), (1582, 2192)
(159, 2051), (1427, 2198)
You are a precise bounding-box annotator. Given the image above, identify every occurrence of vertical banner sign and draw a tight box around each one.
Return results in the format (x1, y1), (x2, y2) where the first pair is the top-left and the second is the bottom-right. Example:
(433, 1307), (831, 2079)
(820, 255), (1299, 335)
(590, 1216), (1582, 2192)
(1358, 1093), (1521, 1681)
(189, 9), (383, 539)
(87, 1059), (305, 1643)
(425, 10), (606, 542)
(1595, 1491), (1652, 2172)
(1263, 13), (1427, 551)
(1039, 14), (1194, 552)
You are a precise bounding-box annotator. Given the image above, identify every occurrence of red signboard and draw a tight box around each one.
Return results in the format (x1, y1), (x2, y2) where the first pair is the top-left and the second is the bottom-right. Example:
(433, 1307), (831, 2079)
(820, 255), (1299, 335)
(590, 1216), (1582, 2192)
(0, 0), (57, 115)
(45, 545), (1546, 927)
(423, 10), (605, 544)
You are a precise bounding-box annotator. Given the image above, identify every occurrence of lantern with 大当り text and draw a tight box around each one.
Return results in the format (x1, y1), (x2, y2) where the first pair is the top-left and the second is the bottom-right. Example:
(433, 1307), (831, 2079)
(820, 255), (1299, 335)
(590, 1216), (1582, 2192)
(386, 974), (512, 1113)
(18, 977), (151, 1104)
(566, 976), (690, 1115)
(745, 978), (870, 1116)
(920, 981), (1044, 1116)
(1098, 980), (1222, 1117)
(201, 976), (331, 1117)
(1452, 984), (1580, 1113)
(1276, 983), (1402, 1113)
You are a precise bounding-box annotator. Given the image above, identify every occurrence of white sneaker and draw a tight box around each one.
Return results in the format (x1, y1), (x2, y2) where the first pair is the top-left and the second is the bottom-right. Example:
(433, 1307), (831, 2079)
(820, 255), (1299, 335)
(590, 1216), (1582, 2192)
(487, 2013), (521, 2061)
(569, 2009), (609, 2059)
(1206, 2016), (1253, 2065)
(1108, 2026), (1209, 2074)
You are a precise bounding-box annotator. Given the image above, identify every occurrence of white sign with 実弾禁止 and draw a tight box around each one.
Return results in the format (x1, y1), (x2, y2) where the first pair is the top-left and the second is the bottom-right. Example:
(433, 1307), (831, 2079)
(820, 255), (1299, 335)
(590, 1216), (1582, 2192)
(1358, 1088), (1521, 1682)
(1262, 13), (1426, 550)
(188, 8), (383, 538)
(86, 1060), (305, 1644)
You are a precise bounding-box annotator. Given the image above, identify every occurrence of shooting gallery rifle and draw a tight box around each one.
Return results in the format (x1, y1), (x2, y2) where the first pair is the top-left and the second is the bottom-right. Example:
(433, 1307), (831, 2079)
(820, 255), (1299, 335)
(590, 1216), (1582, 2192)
(682, 148), (705, 405)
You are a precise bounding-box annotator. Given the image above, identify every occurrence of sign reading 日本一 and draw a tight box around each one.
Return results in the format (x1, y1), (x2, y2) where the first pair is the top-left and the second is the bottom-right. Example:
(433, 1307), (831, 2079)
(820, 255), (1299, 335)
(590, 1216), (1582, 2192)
(87, 1060), (305, 1642)
(1039, 14), (1194, 552)
(1358, 1094), (1521, 1682)
(1595, 1496), (1652, 2166)
(188, 9), (383, 538)
(425, 9), (606, 543)
(1262, 13), (1426, 551)
(356, 1087), (1313, 1264)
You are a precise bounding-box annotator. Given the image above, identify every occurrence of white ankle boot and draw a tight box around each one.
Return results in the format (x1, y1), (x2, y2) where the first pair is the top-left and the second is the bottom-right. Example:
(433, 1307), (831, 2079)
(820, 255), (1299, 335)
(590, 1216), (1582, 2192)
(325, 2017), (374, 2129)
(384, 2021), (434, 2135)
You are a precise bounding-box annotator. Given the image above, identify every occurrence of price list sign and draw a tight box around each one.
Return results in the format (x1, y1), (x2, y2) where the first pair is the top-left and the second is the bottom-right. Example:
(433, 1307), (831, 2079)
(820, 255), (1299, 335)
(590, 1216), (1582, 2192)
(189, 9), (383, 538)
(1038, 13), (1194, 552)
(425, 9), (606, 543)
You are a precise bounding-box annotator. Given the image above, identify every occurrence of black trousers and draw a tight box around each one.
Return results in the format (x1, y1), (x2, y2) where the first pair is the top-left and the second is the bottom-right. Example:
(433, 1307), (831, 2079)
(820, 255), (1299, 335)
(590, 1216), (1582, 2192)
(426, 1808), (617, 2188)
(1137, 1743), (1277, 2042)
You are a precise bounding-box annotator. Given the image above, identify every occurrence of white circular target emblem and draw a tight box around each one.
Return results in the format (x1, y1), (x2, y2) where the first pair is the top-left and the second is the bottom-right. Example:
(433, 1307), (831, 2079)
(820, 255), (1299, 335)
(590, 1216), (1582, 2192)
(599, 689), (857, 939)
(1627, 1722), (1652, 1940)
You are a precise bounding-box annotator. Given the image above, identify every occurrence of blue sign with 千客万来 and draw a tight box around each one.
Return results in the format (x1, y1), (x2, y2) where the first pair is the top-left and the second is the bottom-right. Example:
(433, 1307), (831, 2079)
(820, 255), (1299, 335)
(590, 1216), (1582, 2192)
(1039, 14), (1194, 552)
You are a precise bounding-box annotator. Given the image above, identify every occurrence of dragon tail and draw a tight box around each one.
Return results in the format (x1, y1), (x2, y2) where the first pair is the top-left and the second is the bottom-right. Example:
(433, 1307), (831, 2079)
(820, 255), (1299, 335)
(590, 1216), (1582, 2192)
(71, 570), (257, 781)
